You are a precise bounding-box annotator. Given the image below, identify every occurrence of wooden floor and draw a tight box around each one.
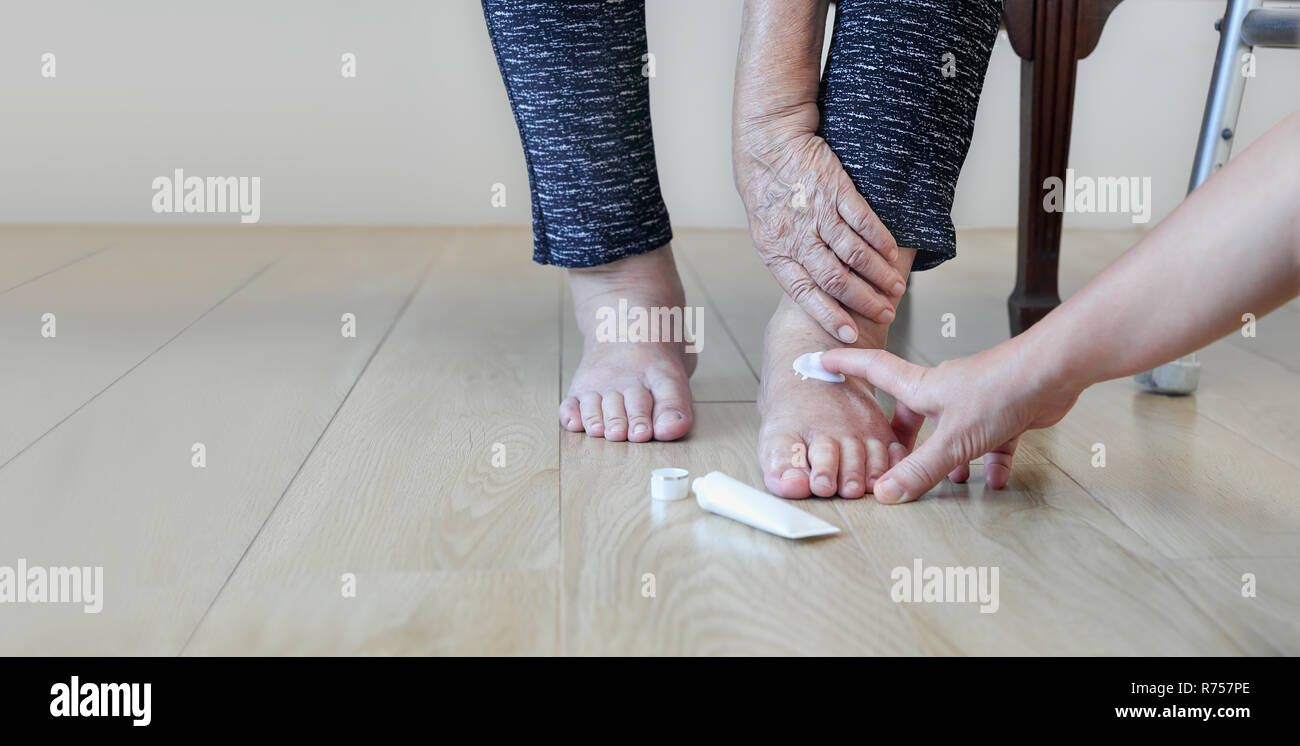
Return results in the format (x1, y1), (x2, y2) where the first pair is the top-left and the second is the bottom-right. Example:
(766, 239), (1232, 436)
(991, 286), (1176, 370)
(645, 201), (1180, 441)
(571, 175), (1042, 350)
(2, 224), (1297, 656)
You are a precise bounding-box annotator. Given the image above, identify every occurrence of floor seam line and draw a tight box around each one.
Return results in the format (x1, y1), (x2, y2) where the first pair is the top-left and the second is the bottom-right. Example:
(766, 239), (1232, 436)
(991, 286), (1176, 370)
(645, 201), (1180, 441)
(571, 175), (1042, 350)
(1, 243), (115, 295)
(0, 254), (281, 475)
(1191, 404), (1300, 473)
(176, 249), (435, 655)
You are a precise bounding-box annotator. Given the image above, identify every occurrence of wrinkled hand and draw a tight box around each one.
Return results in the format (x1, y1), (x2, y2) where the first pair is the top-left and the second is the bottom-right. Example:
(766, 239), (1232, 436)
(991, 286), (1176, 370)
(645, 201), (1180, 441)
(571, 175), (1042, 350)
(820, 345), (1084, 504)
(735, 131), (905, 343)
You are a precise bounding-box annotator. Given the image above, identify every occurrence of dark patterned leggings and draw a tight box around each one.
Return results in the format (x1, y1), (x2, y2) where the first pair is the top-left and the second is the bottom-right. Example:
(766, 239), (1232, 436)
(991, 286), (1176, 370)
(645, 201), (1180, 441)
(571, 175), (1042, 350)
(482, 0), (1002, 272)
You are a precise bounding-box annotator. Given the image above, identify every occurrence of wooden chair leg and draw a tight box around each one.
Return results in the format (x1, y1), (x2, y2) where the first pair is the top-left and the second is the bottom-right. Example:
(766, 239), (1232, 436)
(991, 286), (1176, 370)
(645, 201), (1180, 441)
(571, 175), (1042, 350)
(1003, 0), (1123, 335)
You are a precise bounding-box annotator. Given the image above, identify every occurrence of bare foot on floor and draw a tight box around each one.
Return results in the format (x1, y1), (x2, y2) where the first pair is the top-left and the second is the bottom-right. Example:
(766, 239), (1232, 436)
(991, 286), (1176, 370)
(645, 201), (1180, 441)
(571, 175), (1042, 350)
(758, 293), (911, 499)
(560, 244), (697, 442)
(753, 241), (999, 502)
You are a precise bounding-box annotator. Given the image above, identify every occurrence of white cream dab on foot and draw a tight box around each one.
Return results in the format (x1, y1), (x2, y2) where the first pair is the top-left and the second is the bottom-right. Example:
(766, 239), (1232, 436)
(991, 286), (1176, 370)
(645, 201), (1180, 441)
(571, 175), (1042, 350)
(792, 351), (845, 383)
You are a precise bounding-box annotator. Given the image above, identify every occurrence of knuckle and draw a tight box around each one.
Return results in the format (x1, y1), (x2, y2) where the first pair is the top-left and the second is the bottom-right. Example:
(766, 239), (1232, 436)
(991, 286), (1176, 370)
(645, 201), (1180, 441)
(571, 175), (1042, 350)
(787, 276), (818, 304)
(818, 268), (850, 297)
(843, 245), (870, 270)
(897, 458), (934, 488)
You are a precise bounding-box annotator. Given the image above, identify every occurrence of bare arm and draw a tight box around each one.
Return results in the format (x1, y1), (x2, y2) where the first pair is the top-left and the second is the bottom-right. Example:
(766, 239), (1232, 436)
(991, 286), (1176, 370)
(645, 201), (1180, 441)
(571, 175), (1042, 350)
(732, 0), (828, 141)
(1030, 112), (1300, 390)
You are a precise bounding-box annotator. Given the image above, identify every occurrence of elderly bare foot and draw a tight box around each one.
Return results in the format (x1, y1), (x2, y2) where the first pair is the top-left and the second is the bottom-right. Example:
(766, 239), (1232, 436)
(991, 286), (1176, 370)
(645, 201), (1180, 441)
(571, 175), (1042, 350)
(758, 295), (907, 497)
(560, 244), (697, 442)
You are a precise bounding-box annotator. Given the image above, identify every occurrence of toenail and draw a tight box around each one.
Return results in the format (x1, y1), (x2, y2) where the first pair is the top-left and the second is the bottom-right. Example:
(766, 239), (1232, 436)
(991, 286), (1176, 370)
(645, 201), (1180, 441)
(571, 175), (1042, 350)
(633, 423), (649, 435)
(837, 325), (857, 343)
(875, 478), (911, 504)
(780, 469), (803, 481)
(844, 480), (860, 493)
(658, 410), (684, 423)
(815, 475), (832, 488)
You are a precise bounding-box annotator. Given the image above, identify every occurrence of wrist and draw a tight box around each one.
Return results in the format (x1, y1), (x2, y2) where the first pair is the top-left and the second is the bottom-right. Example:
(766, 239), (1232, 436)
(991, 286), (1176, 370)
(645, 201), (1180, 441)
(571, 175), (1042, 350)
(1012, 320), (1092, 398)
(733, 104), (818, 157)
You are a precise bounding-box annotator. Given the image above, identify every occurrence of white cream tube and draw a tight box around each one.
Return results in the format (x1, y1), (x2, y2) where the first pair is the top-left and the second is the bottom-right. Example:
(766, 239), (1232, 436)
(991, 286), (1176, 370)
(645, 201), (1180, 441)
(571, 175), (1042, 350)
(692, 471), (840, 539)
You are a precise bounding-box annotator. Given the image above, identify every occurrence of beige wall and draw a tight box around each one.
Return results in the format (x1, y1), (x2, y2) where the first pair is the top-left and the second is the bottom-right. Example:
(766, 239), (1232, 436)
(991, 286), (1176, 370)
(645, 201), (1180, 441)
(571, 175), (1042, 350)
(1, 0), (1296, 228)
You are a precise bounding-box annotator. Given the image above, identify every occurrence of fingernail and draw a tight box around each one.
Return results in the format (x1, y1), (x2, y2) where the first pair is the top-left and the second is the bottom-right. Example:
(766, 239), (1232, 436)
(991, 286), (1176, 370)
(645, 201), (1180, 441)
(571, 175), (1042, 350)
(891, 282), (906, 296)
(878, 308), (895, 323)
(633, 423), (650, 436)
(837, 325), (857, 343)
(874, 477), (911, 504)
(781, 469), (804, 481)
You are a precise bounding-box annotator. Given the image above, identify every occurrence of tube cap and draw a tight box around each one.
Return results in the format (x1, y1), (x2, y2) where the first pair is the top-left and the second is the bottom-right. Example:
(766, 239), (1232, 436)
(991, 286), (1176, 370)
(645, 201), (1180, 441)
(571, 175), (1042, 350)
(650, 467), (691, 501)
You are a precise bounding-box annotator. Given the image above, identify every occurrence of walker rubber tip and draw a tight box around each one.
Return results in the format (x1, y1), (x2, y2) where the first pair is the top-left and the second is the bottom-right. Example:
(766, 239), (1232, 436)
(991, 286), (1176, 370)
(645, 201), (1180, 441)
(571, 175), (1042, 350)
(1135, 355), (1200, 395)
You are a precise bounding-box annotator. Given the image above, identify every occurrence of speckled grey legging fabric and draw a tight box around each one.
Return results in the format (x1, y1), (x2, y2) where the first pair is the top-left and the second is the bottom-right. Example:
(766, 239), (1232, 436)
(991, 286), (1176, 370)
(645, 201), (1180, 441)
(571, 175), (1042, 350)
(482, 0), (1002, 272)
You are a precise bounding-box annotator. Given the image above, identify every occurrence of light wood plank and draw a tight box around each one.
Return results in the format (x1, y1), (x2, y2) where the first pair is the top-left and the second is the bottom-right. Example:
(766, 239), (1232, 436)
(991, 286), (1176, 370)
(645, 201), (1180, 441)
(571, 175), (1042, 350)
(0, 244), (276, 465)
(1166, 557), (1300, 655)
(0, 241), (429, 655)
(562, 403), (922, 655)
(1028, 379), (1300, 560)
(185, 228), (560, 655)
(1191, 337), (1300, 470)
(185, 570), (556, 656)
(675, 228), (778, 376)
(833, 463), (1248, 654)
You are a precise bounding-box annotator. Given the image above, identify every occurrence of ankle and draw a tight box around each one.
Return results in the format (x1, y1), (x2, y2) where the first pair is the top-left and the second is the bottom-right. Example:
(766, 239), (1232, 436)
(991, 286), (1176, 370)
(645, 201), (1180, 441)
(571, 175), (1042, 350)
(768, 295), (891, 353)
(568, 244), (680, 306)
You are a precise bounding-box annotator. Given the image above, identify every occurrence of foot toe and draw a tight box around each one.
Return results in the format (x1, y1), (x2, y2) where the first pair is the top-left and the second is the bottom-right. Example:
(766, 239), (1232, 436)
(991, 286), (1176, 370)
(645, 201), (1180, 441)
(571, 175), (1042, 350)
(559, 397), (583, 432)
(888, 442), (908, 469)
(647, 370), (693, 442)
(621, 386), (655, 442)
(808, 436), (840, 498)
(578, 392), (604, 438)
(600, 391), (629, 442)
(838, 437), (867, 499)
(864, 437), (888, 491)
(760, 433), (811, 498)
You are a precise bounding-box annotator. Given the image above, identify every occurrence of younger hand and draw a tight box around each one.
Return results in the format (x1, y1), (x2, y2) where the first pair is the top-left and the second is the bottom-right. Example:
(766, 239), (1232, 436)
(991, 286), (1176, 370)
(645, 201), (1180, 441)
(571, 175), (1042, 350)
(820, 344), (1083, 503)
